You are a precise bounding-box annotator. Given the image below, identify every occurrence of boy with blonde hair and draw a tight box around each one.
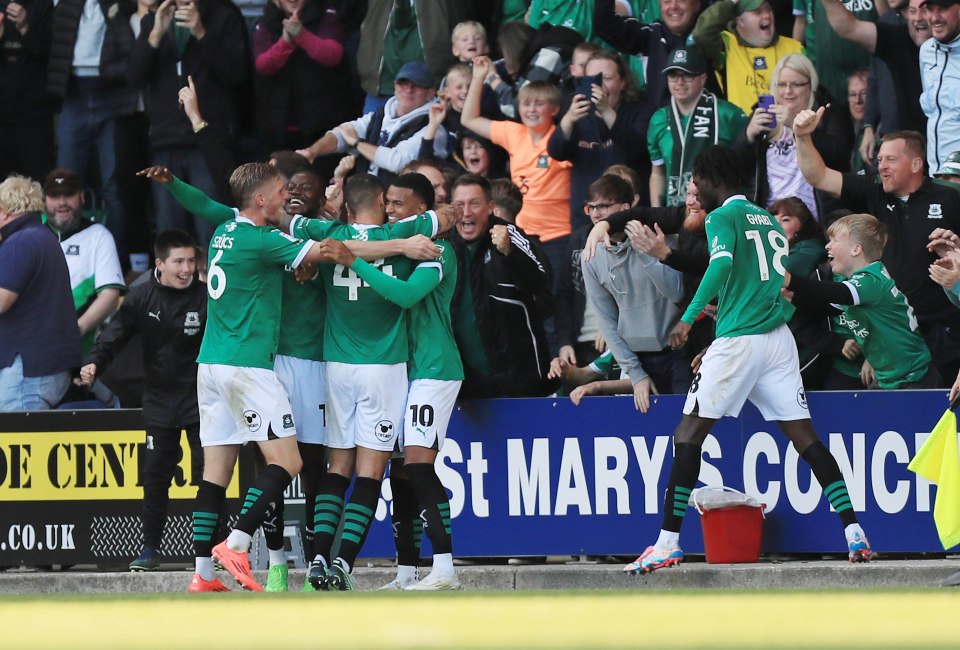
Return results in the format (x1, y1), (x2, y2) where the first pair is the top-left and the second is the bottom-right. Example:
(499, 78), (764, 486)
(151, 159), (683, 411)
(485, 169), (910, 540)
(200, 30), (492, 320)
(451, 21), (488, 62)
(462, 56), (573, 285)
(785, 213), (938, 389)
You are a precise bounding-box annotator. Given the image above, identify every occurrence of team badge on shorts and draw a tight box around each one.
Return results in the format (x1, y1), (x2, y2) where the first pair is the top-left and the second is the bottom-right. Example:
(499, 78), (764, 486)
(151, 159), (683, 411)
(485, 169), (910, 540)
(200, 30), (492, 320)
(797, 388), (808, 409)
(282, 413), (294, 429)
(375, 420), (396, 442)
(244, 410), (262, 432)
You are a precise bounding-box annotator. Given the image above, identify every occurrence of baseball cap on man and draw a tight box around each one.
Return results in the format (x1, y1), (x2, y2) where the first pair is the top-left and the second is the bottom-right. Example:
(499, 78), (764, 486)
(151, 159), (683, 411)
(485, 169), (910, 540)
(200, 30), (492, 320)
(922, 0), (960, 8)
(736, 0), (768, 14)
(43, 168), (83, 196)
(395, 62), (434, 88)
(935, 151), (960, 177)
(662, 47), (707, 75)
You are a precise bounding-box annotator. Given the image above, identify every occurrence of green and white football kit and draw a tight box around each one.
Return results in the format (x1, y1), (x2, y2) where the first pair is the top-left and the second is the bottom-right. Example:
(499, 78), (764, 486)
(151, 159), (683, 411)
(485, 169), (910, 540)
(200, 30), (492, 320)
(164, 177), (330, 445)
(45, 218), (126, 352)
(197, 215), (314, 446)
(838, 261), (932, 389)
(351, 241), (464, 450)
(679, 196), (808, 421)
(289, 212), (439, 452)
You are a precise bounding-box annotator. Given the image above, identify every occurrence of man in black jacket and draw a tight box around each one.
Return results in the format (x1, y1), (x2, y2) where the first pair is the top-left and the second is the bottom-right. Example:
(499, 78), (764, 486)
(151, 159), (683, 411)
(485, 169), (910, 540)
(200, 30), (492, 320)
(127, 0), (249, 247)
(78, 229), (207, 572)
(795, 111), (960, 384)
(0, 0), (55, 182)
(450, 173), (555, 398)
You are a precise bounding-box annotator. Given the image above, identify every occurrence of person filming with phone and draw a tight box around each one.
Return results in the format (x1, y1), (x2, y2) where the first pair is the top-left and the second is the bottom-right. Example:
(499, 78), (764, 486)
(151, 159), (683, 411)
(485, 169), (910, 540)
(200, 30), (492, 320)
(734, 52), (852, 220)
(647, 46), (747, 208)
(548, 50), (653, 230)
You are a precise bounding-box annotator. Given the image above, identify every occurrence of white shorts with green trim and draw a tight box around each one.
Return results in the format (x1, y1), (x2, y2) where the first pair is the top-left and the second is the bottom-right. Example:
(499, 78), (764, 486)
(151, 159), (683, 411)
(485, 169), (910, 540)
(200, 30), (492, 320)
(198, 363), (298, 446)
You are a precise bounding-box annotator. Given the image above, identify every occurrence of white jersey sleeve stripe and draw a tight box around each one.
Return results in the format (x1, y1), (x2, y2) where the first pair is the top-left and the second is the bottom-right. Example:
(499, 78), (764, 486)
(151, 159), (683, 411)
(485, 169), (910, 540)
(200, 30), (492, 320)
(290, 240), (315, 269)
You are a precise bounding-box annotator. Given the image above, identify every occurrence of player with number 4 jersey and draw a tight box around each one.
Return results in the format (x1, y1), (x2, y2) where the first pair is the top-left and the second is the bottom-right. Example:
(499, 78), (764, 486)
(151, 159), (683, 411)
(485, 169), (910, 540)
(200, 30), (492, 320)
(623, 146), (872, 578)
(290, 175), (458, 592)
(347, 239), (464, 590)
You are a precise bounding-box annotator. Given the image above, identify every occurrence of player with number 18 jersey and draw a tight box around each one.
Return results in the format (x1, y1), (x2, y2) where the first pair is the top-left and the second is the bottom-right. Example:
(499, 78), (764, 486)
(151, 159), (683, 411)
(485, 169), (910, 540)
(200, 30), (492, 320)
(681, 196), (795, 337)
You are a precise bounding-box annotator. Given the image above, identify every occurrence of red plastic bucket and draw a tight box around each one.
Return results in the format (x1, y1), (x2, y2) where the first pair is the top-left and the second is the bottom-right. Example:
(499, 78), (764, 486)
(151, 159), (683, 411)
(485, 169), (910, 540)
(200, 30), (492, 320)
(700, 504), (764, 564)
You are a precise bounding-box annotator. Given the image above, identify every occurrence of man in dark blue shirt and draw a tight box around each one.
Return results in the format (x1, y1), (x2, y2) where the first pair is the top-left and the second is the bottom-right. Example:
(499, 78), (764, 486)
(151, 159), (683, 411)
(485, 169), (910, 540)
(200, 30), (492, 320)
(0, 175), (81, 410)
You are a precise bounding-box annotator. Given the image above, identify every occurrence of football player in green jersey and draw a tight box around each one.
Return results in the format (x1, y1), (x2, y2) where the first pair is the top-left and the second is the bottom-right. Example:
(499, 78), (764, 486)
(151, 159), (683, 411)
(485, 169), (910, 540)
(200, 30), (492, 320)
(187, 163), (338, 593)
(785, 213), (939, 389)
(623, 145), (873, 576)
(287, 174), (459, 591)
(335, 173), (468, 591)
(321, 230), (465, 590)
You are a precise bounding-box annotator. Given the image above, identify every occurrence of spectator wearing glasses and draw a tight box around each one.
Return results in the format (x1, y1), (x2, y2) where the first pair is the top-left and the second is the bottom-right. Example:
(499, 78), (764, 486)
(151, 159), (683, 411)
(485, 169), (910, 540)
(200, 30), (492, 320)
(735, 53), (852, 219)
(580, 174), (689, 413)
(846, 70), (871, 174)
(646, 46), (747, 209)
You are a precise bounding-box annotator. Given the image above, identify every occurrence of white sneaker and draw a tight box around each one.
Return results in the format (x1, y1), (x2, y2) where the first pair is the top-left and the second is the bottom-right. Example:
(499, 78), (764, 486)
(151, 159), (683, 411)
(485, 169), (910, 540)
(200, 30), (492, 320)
(404, 572), (462, 591)
(377, 575), (417, 591)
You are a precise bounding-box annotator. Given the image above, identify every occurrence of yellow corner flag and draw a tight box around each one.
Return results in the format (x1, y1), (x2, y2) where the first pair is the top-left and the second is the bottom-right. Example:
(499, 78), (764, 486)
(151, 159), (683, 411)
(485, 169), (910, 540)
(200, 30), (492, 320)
(908, 408), (960, 550)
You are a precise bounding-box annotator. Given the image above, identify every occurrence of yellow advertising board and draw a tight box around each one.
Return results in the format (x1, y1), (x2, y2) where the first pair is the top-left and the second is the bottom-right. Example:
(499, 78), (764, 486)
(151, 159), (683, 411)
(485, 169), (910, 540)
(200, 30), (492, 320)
(0, 429), (240, 501)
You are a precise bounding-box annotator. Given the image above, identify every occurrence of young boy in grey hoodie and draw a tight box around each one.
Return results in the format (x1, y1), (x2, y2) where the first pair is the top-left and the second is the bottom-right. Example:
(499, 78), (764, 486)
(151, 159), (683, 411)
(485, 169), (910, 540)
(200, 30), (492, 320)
(581, 174), (690, 413)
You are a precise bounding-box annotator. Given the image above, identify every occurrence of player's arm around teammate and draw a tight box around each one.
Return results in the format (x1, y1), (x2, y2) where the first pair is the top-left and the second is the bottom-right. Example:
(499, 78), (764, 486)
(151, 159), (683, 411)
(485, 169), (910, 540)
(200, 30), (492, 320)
(318, 237), (465, 590)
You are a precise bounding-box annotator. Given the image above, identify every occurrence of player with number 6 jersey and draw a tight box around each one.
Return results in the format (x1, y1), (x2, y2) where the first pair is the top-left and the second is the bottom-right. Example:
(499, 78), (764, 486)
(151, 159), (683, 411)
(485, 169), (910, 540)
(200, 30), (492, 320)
(188, 163), (337, 594)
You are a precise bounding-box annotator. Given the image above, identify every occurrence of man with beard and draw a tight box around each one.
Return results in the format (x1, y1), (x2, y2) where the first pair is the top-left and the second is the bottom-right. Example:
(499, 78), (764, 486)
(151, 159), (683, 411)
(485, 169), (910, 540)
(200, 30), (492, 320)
(621, 144), (872, 575)
(819, 0), (929, 140)
(692, 0), (804, 114)
(42, 168), (125, 354)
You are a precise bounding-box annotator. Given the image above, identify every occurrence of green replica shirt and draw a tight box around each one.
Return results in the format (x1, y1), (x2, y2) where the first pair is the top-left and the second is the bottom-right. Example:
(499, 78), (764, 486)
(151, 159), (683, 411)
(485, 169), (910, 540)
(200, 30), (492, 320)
(796, 0), (876, 104)
(289, 213), (438, 365)
(197, 217), (314, 369)
(681, 196), (795, 337)
(647, 97), (749, 205)
(838, 261), (932, 389)
(830, 295), (863, 380)
(351, 241), (464, 381)
(166, 177), (326, 362)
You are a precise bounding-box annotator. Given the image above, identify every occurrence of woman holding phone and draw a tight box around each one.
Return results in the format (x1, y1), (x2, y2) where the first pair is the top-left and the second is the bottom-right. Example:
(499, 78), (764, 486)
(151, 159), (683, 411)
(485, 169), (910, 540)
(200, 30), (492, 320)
(736, 53), (852, 220)
(548, 49), (652, 230)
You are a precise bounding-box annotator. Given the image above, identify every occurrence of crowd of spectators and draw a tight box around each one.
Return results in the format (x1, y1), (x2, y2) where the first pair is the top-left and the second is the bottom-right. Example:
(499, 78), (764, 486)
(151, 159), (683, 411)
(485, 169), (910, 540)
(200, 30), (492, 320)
(3, 0), (960, 413)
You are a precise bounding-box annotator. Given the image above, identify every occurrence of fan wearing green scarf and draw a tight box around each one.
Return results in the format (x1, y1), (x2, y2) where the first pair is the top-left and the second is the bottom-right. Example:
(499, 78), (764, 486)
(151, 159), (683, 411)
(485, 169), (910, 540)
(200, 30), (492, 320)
(648, 46), (748, 207)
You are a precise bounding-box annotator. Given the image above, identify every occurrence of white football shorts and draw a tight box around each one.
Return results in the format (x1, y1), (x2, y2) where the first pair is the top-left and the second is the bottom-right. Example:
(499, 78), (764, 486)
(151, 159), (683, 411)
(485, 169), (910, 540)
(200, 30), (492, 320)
(325, 361), (408, 452)
(399, 378), (461, 452)
(197, 363), (298, 446)
(274, 354), (327, 445)
(682, 324), (810, 421)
